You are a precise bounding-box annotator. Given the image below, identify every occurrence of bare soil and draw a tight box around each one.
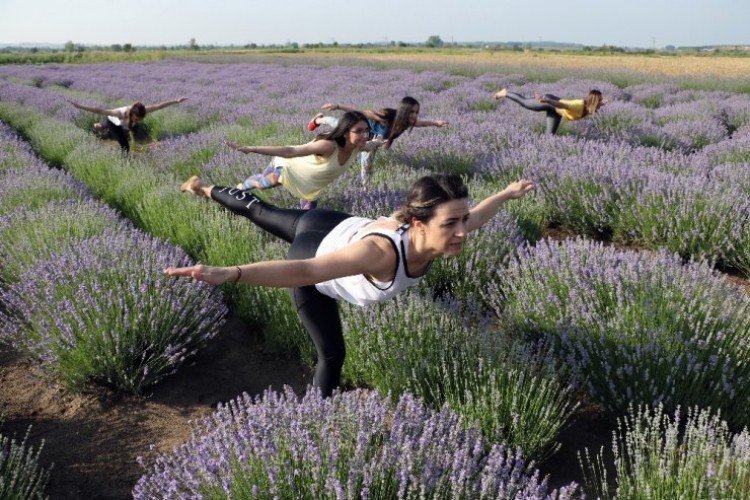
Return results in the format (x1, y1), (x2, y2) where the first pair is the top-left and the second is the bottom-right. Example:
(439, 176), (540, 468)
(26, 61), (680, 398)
(1, 311), (614, 499)
(0, 314), (310, 499)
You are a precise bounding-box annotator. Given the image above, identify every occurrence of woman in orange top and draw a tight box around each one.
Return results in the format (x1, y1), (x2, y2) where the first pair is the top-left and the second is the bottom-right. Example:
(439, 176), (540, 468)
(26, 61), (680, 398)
(494, 88), (605, 135)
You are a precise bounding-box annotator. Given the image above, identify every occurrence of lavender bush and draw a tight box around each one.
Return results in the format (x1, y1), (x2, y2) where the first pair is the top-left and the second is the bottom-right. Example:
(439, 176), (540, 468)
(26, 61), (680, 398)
(487, 238), (750, 427)
(0, 199), (130, 283)
(0, 228), (227, 393)
(0, 426), (50, 500)
(580, 404), (750, 499)
(134, 387), (579, 499)
(340, 290), (576, 460)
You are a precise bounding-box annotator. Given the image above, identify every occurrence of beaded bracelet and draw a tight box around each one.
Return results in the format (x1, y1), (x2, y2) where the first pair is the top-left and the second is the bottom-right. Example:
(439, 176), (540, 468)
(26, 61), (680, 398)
(233, 266), (242, 282)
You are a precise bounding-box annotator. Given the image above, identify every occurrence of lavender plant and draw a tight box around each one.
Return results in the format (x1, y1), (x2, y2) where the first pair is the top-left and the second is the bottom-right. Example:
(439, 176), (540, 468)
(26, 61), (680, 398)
(0, 228), (228, 393)
(339, 290), (576, 460)
(0, 199), (130, 283)
(616, 173), (750, 274)
(134, 387), (579, 499)
(487, 238), (750, 427)
(0, 164), (92, 217)
(580, 404), (750, 499)
(0, 427), (50, 500)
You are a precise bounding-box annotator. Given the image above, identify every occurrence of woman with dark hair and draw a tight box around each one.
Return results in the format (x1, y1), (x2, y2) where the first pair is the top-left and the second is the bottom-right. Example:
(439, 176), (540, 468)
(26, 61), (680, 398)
(307, 97), (449, 185)
(183, 111), (382, 210)
(493, 88), (606, 135)
(69, 97), (188, 152)
(166, 173), (534, 397)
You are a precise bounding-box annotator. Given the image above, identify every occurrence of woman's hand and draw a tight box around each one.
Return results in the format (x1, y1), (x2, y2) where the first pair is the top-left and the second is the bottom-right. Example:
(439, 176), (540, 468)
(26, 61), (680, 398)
(164, 264), (234, 286)
(502, 179), (535, 199)
(536, 94), (548, 103)
(435, 120), (449, 127)
(224, 140), (251, 153)
(321, 103), (338, 110)
(176, 97), (188, 103)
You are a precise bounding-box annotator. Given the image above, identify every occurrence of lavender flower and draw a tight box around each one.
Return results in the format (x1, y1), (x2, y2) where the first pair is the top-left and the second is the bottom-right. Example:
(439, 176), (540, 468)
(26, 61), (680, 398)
(134, 387), (579, 499)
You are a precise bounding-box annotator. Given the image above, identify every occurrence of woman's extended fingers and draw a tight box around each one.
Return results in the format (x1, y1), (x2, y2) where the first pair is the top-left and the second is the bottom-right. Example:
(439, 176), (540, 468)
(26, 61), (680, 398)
(505, 179), (535, 198)
(165, 264), (228, 285)
(164, 265), (202, 278)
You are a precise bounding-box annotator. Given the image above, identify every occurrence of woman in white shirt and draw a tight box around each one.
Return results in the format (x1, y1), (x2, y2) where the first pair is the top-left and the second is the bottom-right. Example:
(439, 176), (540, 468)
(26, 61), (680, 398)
(70, 97), (187, 152)
(166, 173), (534, 397)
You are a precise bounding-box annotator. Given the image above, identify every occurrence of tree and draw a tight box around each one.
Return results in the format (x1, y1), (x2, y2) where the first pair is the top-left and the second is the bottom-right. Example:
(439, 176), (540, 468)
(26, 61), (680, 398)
(425, 35), (443, 48)
(64, 41), (75, 52)
(189, 38), (199, 50)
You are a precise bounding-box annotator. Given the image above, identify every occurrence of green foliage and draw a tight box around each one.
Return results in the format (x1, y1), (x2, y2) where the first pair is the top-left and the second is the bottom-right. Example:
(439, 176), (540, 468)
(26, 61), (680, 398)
(0, 201), (124, 283)
(469, 99), (498, 112)
(0, 427), (50, 500)
(581, 404), (750, 499)
(340, 291), (575, 460)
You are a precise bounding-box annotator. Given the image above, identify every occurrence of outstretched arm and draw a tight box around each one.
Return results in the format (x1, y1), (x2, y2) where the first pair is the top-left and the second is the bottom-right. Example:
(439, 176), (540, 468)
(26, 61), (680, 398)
(224, 139), (336, 158)
(362, 137), (387, 152)
(413, 119), (449, 128)
(164, 236), (395, 287)
(321, 102), (359, 113)
(69, 101), (121, 117)
(145, 97), (188, 113)
(466, 180), (534, 233)
(321, 103), (382, 122)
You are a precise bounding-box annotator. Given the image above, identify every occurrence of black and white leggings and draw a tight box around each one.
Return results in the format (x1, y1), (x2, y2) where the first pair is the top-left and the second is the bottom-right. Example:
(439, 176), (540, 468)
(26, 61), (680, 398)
(504, 92), (563, 135)
(210, 186), (352, 397)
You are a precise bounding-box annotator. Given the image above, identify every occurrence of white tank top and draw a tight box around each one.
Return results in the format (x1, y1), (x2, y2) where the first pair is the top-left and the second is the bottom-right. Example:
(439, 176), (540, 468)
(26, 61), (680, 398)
(107, 105), (130, 129)
(314, 216), (428, 306)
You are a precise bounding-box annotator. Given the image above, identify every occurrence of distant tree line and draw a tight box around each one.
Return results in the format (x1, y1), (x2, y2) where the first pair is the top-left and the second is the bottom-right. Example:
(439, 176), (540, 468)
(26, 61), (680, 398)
(2, 37), (748, 57)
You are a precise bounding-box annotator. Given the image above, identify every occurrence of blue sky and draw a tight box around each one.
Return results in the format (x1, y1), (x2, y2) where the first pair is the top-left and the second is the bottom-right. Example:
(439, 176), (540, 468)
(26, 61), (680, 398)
(1, 0), (748, 49)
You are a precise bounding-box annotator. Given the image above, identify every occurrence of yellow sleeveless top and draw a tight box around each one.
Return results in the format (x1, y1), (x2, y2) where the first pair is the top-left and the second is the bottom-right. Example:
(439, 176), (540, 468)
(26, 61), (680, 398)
(279, 143), (356, 201)
(558, 99), (586, 121)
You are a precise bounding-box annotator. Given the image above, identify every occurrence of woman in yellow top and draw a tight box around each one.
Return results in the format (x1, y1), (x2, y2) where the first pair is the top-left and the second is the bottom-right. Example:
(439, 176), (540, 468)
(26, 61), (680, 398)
(494, 88), (605, 135)
(182, 111), (383, 209)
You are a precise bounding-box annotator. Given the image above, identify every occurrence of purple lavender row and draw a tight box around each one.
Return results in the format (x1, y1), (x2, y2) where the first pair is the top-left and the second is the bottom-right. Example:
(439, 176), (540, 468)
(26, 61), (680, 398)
(0, 121), (228, 392)
(134, 387), (579, 499)
(484, 238), (750, 427)
(2, 61), (748, 151)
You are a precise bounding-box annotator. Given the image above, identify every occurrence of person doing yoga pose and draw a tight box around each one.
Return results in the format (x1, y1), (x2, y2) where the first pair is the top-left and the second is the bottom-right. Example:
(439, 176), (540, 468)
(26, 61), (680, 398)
(70, 97), (187, 152)
(307, 96), (448, 185)
(166, 174), (534, 397)
(203, 111), (383, 210)
(494, 88), (605, 135)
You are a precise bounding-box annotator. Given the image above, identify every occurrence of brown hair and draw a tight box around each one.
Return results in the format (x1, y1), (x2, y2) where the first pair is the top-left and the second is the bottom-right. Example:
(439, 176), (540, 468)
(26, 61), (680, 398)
(127, 102), (147, 131)
(316, 111), (369, 147)
(583, 90), (603, 116)
(392, 174), (469, 224)
(371, 96), (420, 145)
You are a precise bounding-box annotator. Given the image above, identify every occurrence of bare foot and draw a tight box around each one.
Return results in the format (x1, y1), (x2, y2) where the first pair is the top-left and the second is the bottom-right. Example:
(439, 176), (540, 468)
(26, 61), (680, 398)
(180, 175), (202, 196)
(494, 89), (508, 100)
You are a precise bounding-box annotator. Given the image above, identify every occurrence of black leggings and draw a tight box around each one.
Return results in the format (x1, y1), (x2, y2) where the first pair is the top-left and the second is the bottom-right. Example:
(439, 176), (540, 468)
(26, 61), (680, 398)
(97, 119), (131, 152)
(504, 92), (563, 135)
(210, 186), (352, 397)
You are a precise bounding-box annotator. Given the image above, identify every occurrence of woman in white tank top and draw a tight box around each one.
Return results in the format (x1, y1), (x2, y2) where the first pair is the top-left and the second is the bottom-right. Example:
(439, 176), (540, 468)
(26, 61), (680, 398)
(69, 97), (187, 152)
(167, 174), (534, 397)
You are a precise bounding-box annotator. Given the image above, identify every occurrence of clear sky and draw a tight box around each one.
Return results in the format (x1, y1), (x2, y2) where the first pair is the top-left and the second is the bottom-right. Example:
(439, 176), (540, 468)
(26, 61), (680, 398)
(1, 0), (748, 49)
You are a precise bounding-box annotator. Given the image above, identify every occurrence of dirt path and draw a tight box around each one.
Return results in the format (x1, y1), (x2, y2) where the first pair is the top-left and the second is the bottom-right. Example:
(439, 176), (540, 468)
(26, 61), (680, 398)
(1, 310), (614, 498)
(0, 315), (309, 499)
